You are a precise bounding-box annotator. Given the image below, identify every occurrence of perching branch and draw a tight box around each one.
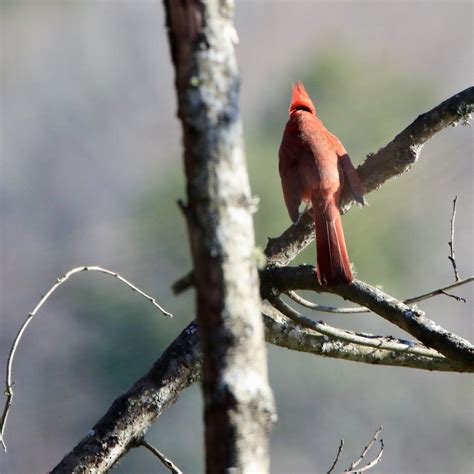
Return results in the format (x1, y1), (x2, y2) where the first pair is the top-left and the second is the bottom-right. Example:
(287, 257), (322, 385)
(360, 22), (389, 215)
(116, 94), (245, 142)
(260, 266), (474, 368)
(0, 265), (171, 452)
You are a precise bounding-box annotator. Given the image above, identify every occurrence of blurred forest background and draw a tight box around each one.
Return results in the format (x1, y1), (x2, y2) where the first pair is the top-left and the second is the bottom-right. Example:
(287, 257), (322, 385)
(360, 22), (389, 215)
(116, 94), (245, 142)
(1, 2), (473, 473)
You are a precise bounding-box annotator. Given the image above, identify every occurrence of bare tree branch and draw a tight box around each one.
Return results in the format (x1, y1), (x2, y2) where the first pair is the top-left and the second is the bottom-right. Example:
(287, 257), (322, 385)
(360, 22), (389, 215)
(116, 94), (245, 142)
(406, 277), (473, 304)
(344, 426), (384, 473)
(344, 440), (384, 473)
(138, 439), (183, 474)
(262, 305), (469, 372)
(345, 426), (383, 472)
(0, 265), (171, 452)
(260, 266), (474, 367)
(51, 322), (201, 473)
(327, 427), (384, 474)
(286, 276), (473, 314)
(268, 295), (445, 359)
(448, 196), (461, 282)
(327, 439), (344, 474)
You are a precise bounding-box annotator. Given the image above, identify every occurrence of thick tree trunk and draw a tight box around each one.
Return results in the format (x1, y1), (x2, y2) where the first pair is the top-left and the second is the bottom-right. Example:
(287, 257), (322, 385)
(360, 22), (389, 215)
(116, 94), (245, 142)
(163, 1), (275, 472)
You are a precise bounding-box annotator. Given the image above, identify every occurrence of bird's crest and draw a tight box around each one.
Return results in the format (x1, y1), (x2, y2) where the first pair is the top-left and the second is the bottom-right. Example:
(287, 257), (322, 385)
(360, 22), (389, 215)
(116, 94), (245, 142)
(289, 81), (316, 115)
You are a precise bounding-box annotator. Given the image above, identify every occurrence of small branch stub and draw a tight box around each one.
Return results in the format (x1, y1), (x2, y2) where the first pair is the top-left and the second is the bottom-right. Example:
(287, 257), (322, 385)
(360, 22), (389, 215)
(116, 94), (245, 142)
(139, 439), (183, 474)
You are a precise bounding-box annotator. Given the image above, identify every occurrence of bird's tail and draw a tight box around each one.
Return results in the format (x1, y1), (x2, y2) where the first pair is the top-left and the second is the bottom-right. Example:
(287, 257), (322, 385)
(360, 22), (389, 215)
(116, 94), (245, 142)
(312, 193), (353, 286)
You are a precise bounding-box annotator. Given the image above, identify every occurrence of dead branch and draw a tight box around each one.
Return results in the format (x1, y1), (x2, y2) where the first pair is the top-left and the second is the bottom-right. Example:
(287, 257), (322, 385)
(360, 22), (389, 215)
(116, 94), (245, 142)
(448, 196), (461, 281)
(51, 321), (201, 473)
(404, 277), (473, 304)
(262, 305), (468, 372)
(268, 295), (445, 359)
(138, 439), (183, 474)
(260, 266), (474, 367)
(286, 276), (473, 314)
(343, 426), (384, 473)
(0, 265), (171, 452)
(327, 426), (383, 474)
(327, 439), (344, 474)
(345, 426), (383, 472)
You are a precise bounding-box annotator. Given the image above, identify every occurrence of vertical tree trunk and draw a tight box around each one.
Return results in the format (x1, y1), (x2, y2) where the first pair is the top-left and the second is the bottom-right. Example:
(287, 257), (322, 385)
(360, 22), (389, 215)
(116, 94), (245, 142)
(163, 1), (275, 473)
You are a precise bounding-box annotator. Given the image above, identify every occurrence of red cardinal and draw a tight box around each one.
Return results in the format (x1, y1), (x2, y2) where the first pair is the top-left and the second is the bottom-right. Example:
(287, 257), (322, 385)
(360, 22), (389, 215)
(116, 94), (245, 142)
(279, 82), (365, 286)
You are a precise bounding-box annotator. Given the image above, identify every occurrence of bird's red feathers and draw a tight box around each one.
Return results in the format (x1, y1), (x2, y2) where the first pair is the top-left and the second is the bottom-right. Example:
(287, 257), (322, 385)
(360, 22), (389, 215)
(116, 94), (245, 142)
(289, 81), (316, 115)
(279, 81), (365, 286)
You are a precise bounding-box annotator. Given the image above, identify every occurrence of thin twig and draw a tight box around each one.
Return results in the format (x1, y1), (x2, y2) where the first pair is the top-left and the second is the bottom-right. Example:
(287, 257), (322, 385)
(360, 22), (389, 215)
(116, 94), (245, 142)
(440, 290), (467, 303)
(344, 426), (383, 472)
(448, 196), (461, 282)
(344, 440), (384, 473)
(287, 290), (368, 313)
(269, 296), (444, 359)
(327, 439), (344, 474)
(287, 276), (473, 314)
(0, 265), (172, 451)
(140, 439), (183, 474)
(404, 276), (473, 304)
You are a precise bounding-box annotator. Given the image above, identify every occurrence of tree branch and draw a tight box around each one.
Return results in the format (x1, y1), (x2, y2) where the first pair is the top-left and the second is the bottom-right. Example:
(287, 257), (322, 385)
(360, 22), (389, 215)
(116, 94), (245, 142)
(51, 322), (201, 473)
(286, 276), (473, 313)
(138, 439), (183, 474)
(260, 266), (474, 367)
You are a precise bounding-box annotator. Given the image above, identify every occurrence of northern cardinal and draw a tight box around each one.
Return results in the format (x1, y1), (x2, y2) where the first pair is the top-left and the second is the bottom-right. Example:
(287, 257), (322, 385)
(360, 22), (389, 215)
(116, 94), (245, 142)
(279, 82), (365, 286)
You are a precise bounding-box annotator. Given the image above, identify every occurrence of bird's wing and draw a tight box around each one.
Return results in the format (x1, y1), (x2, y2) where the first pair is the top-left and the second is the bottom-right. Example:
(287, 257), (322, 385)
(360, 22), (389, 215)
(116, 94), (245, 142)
(279, 146), (302, 224)
(340, 153), (366, 206)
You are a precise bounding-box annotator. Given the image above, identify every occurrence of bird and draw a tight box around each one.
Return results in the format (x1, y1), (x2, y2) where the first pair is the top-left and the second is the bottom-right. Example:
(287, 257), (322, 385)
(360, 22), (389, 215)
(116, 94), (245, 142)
(278, 81), (365, 286)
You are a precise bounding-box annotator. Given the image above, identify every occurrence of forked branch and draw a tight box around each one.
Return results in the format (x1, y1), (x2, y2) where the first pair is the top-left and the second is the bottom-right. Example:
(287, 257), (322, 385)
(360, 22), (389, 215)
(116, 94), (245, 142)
(261, 266), (474, 368)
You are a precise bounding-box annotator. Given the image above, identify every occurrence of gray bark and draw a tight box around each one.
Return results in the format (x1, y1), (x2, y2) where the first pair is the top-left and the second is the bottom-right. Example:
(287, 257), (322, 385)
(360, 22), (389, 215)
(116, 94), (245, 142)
(163, 1), (275, 472)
